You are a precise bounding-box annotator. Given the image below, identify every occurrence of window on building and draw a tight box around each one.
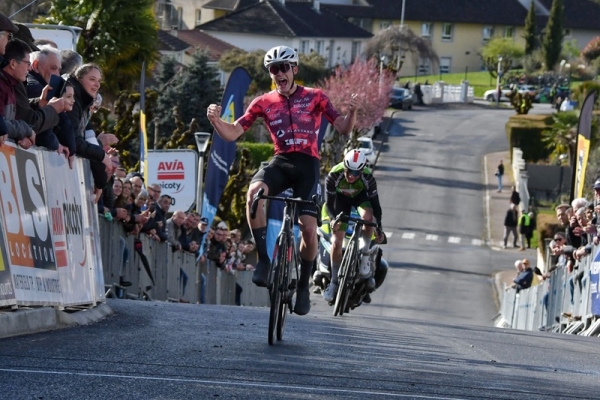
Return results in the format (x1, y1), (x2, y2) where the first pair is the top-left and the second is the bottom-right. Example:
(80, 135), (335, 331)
(328, 40), (335, 67)
(351, 41), (361, 61)
(315, 40), (324, 56)
(195, 9), (202, 26)
(418, 60), (430, 74)
(482, 26), (494, 42)
(441, 23), (453, 41)
(504, 26), (514, 38)
(379, 20), (391, 30)
(564, 28), (571, 37)
(300, 40), (310, 54)
(421, 22), (432, 38)
(440, 57), (452, 73)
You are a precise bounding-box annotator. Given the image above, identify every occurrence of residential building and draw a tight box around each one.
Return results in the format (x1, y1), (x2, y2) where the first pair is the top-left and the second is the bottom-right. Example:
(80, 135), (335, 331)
(196, 0), (372, 68)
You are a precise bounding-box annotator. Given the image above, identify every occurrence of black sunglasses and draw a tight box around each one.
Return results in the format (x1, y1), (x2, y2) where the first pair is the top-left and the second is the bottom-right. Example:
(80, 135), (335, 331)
(268, 63), (291, 75)
(345, 169), (362, 177)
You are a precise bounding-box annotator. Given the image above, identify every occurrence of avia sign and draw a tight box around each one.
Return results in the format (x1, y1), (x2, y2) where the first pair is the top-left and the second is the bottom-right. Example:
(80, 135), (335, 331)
(147, 150), (198, 212)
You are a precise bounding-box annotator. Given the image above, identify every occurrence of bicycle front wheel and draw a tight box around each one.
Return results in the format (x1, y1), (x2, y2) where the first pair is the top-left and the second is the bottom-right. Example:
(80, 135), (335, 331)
(334, 240), (356, 316)
(268, 239), (287, 345)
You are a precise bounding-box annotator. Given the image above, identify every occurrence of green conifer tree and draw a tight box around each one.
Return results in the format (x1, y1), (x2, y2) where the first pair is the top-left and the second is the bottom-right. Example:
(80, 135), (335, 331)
(542, 0), (564, 71)
(524, 0), (537, 55)
(154, 51), (222, 148)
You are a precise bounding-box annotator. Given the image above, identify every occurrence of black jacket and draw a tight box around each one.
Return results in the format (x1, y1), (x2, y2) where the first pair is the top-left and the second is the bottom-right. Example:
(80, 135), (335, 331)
(26, 70), (47, 99)
(504, 209), (518, 227)
(65, 76), (105, 162)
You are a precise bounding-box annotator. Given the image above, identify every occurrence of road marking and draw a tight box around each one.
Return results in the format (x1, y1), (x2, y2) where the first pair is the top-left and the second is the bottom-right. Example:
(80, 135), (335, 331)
(471, 239), (484, 246)
(448, 236), (461, 244)
(0, 368), (463, 400)
(425, 234), (438, 241)
(385, 232), (394, 238)
(401, 232), (415, 239)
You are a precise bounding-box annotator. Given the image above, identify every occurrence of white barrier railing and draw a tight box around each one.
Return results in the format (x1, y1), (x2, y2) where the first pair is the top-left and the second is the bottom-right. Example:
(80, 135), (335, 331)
(511, 147), (530, 213)
(422, 81), (474, 105)
(498, 241), (599, 335)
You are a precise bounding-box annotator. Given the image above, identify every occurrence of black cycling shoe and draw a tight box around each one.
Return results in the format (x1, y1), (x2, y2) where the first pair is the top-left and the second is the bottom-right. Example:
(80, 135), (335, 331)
(252, 260), (269, 287)
(363, 293), (372, 304)
(294, 288), (311, 315)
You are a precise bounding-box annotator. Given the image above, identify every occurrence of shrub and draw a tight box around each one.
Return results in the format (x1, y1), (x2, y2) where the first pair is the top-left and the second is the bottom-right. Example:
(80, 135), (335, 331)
(506, 114), (554, 162)
(236, 142), (274, 169)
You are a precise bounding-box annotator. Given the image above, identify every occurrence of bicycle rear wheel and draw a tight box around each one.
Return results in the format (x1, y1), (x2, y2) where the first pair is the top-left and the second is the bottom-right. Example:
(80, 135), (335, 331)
(334, 241), (356, 316)
(268, 239), (287, 345)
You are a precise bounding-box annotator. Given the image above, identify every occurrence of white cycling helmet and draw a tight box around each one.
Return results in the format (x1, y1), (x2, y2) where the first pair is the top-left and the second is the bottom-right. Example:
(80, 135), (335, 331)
(264, 45), (299, 68)
(344, 149), (367, 171)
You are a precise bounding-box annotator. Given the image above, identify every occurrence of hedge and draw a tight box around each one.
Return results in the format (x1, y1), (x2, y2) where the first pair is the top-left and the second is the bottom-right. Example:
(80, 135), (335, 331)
(506, 114), (554, 163)
(236, 142), (274, 168)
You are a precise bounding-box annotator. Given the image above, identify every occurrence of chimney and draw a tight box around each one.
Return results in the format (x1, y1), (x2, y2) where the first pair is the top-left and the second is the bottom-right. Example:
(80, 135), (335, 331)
(314, 0), (320, 12)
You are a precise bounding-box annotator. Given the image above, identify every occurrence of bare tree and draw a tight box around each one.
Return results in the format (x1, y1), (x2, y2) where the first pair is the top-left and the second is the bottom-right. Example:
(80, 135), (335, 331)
(363, 25), (439, 72)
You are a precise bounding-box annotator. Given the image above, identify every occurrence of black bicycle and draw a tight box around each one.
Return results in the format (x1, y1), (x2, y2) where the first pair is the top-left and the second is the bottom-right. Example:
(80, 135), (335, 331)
(250, 188), (321, 345)
(333, 213), (380, 317)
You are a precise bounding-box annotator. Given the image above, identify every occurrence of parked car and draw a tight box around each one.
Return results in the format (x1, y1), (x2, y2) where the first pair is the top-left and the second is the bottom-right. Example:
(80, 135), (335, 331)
(484, 85), (512, 102)
(389, 87), (413, 110)
(357, 136), (377, 167)
(517, 84), (538, 97)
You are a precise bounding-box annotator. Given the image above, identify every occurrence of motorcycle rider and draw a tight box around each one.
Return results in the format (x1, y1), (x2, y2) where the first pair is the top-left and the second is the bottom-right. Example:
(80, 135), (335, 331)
(322, 149), (385, 303)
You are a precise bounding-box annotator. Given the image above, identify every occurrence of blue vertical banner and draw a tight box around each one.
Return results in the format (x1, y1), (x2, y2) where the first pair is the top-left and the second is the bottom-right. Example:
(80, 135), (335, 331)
(139, 61), (148, 183)
(201, 67), (252, 227)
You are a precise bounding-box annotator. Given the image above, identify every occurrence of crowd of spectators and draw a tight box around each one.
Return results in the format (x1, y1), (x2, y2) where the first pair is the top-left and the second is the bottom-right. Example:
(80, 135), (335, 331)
(0, 14), (255, 305)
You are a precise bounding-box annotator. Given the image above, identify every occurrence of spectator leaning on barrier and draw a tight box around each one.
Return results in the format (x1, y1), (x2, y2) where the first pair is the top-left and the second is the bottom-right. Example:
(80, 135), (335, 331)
(166, 210), (186, 251)
(511, 258), (533, 293)
(0, 38), (37, 148)
(207, 227), (227, 269)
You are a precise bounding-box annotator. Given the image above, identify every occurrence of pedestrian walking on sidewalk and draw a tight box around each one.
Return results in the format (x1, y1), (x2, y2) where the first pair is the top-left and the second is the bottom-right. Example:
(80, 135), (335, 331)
(496, 160), (504, 192)
(518, 211), (531, 250)
(503, 203), (519, 249)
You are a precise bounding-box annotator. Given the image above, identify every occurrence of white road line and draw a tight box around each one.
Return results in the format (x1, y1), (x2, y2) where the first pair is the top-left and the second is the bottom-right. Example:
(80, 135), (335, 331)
(401, 232), (415, 239)
(448, 236), (461, 244)
(0, 368), (463, 400)
(471, 239), (484, 246)
(425, 234), (438, 241)
(385, 232), (394, 238)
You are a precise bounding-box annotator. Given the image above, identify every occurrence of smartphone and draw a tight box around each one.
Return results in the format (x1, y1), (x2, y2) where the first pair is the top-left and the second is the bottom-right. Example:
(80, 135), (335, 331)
(45, 75), (66, 100)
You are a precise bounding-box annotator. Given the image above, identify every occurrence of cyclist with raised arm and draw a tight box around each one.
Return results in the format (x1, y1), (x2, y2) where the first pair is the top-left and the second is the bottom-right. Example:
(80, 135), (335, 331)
(323, 149), (384, 303)
(207, 45), (358, 315)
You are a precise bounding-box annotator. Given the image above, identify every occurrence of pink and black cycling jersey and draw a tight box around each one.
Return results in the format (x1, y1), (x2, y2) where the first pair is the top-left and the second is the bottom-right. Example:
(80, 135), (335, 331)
(236, 86), (340, 159)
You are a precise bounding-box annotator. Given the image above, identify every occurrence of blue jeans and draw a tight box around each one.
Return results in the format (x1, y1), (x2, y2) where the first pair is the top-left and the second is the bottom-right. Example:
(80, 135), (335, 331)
(497, 174), (503, 191)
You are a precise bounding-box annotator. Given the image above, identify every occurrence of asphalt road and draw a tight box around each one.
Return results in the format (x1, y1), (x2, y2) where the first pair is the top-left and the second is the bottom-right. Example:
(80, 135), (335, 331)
(2, 103), (600, 399)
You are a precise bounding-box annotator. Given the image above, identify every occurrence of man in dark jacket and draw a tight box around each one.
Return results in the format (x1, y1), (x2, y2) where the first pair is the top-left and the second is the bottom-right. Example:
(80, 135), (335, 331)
(510, 186), (521, 206)
(503, 203), (519, 249)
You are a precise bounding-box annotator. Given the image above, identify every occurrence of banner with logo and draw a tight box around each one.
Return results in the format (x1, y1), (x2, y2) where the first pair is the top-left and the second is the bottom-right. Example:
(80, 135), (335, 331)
(42, 152), (94, 306)
(147, 150), (198, 212)
(0, 143), (61, 305)
(590, 248), (600, 315)
(0, 210), (15, 307)
(202, 67), (252, 227)
(81, 160), (106, 303)
(571, 90), (597, 200)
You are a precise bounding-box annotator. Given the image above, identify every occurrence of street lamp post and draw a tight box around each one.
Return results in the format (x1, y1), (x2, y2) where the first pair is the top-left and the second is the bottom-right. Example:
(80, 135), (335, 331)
(559, 59), (566, 77)
(194, 132), (211, 214)
(496, 56), (503, 107)
(400, 0), (406, 27)
(565, 63), (571, 84)
(379, 54), (386, 93)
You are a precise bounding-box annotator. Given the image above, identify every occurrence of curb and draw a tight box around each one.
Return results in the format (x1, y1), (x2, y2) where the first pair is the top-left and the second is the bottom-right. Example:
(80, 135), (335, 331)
(372, 110), (400, 171)
(0, 303), (114, 339)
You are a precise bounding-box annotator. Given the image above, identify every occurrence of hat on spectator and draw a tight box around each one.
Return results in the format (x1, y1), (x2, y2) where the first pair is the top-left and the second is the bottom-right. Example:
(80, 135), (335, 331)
(0, 13), (18, 34)
(13, 23), (40, 51)
(217, 221), (228, 230)
(199, 217), (209, 225)
(593, 179), (600, 189)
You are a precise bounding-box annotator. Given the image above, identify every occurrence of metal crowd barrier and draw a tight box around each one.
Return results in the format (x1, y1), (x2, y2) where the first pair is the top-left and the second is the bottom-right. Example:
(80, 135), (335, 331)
(498, 240), (599, 335)
(99, 218), (243, 305)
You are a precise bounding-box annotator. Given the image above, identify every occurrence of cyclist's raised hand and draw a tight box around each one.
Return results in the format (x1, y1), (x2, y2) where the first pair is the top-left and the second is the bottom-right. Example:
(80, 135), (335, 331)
(348, 93), (359, 113)
(207, 104), (222, 124)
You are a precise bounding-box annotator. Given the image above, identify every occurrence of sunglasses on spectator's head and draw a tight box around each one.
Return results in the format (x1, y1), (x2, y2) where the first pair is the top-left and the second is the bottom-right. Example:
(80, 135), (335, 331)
(268, 63), (291, 75)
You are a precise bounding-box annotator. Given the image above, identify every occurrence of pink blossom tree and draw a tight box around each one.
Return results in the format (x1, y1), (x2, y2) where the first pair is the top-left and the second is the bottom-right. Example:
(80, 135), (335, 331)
(319, 58), (394, 173)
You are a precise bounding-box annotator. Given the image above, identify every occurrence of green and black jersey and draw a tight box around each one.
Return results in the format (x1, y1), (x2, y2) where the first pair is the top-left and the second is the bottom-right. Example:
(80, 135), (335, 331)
(324, 162), (382, 224)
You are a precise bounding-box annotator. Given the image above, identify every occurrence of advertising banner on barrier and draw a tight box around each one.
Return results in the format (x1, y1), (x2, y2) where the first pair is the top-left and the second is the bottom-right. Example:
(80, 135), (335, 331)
(0, 143), (61, 305)
(42, 152), (94, 306)
(81, 161), (105, 303)
(0, 210), (15, 307)
(590, 248), (600, 315)
(147, 150), (198, 212)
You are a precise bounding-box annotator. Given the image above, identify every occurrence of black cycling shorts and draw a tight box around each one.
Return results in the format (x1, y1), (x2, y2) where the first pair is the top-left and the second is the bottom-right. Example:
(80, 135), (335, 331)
(252, 152), (320, 218)
(330, 191), (371, 229)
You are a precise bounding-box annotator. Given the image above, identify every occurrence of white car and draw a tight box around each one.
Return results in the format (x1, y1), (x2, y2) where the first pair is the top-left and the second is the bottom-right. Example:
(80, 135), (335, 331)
(357, 136), (377, 167)
(484, 85), (512, 102)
